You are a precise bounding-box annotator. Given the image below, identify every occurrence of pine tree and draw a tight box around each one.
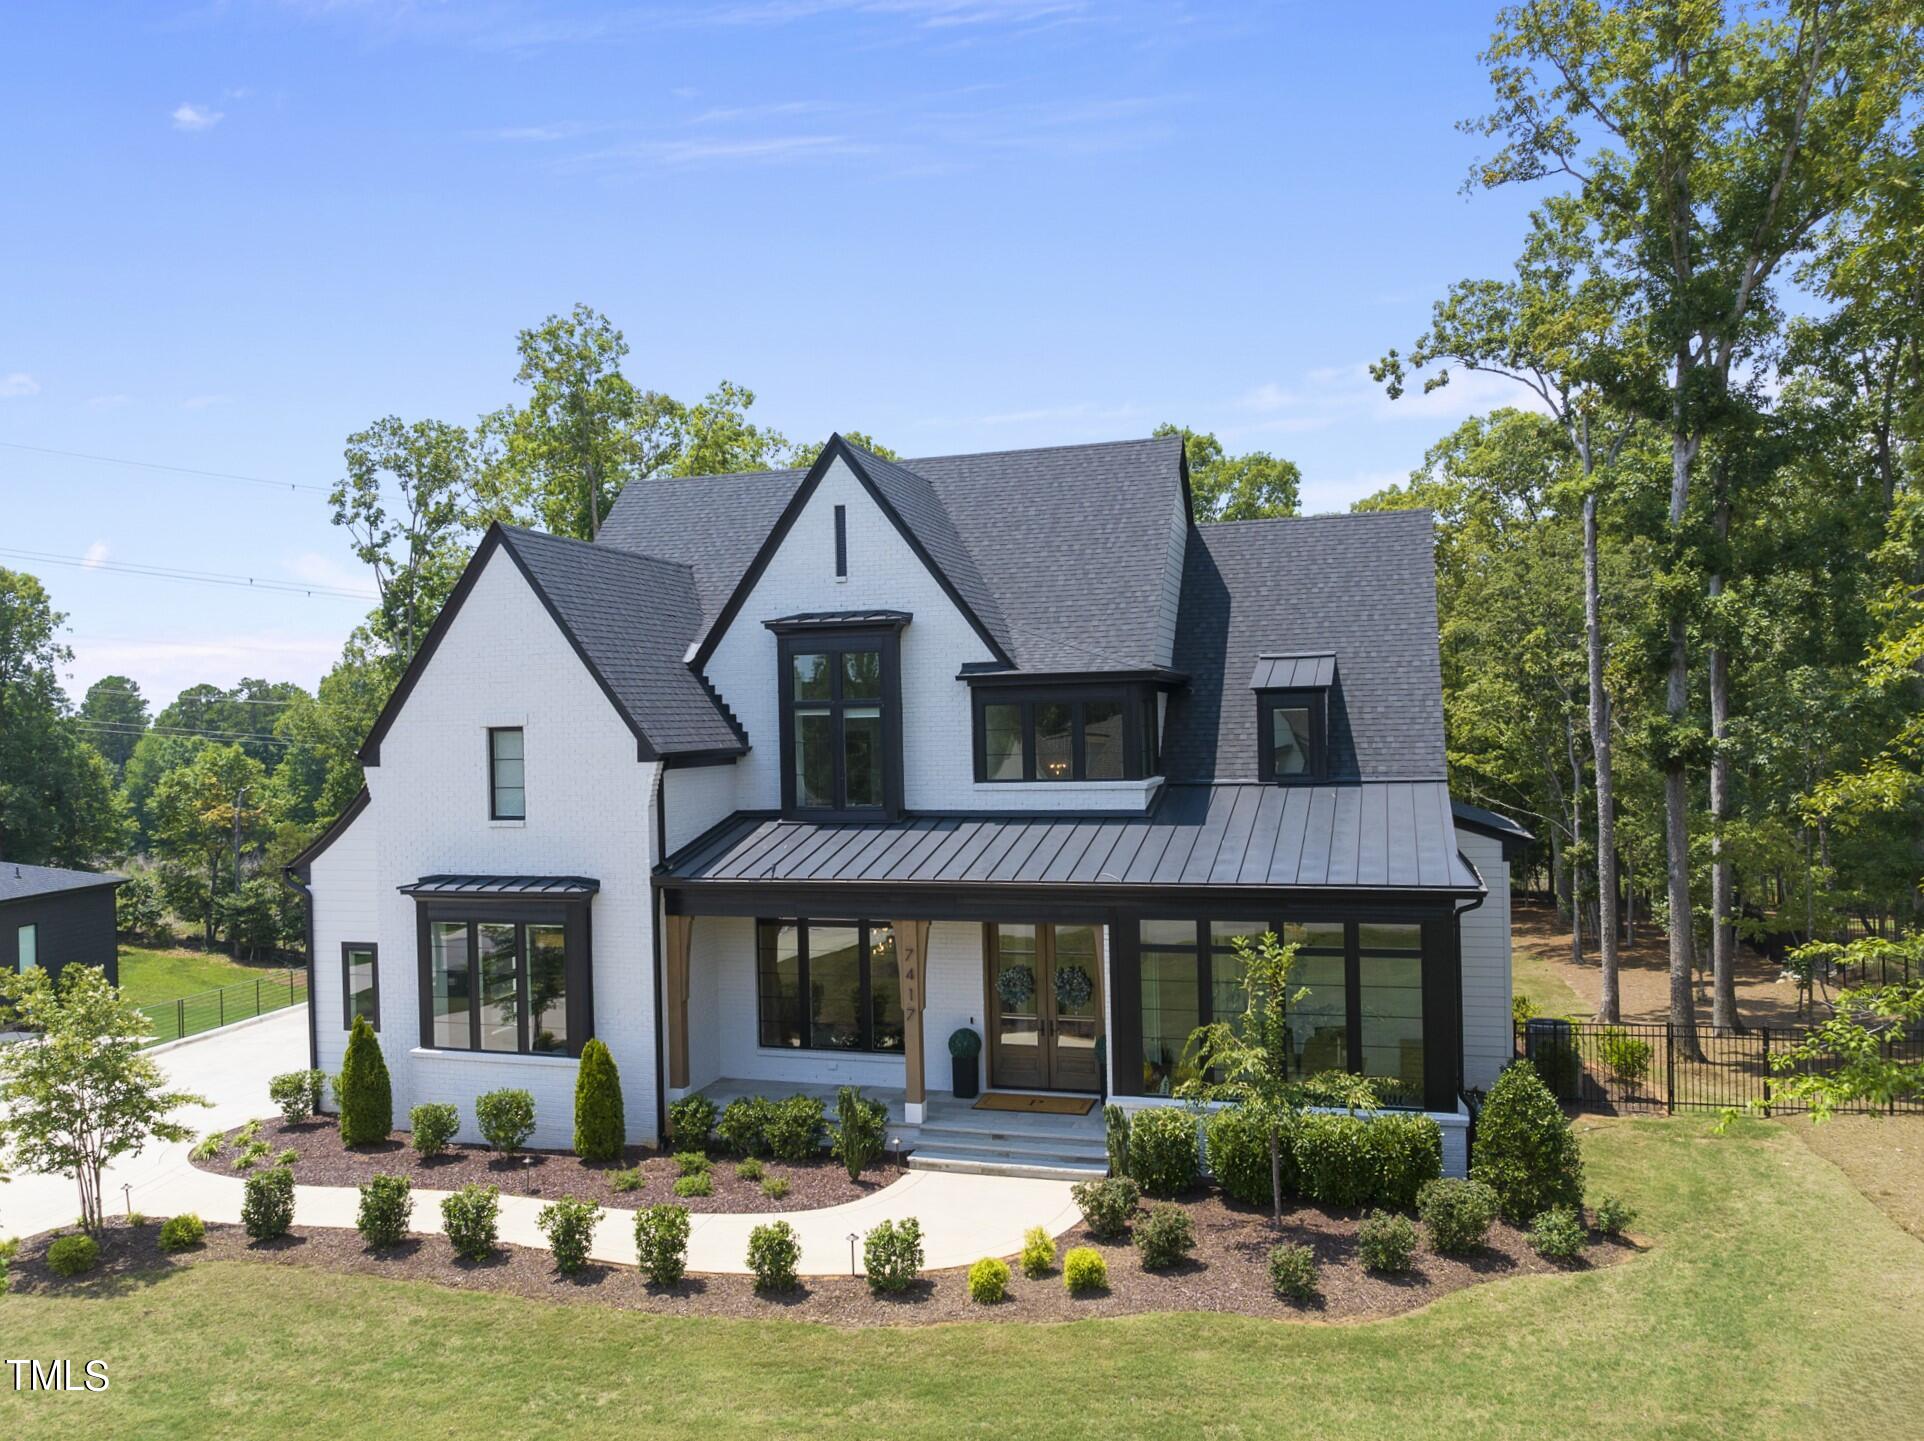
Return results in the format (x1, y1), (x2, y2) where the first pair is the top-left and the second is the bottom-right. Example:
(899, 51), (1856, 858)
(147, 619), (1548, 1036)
(572, 1038), (625, 1162)
(337, 1014), (393, 1146)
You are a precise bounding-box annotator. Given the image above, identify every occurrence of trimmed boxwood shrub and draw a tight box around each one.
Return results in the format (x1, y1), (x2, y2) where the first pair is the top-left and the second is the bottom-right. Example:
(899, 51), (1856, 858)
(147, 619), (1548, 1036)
(968, 1256), (1010, 1303)
(862, 1217), (923, 1294)
(1370, 1113), (1444, 1209)
(47, 1233), (99, 1277)
(1133, 1202), (1196, 1269)
(476, 1088), (536, 1157)
(268, 1068), (325, 1123)
(1529, 1205), (1589, 1260)
(1417, 1177), (1500, 1253)
(242, 1166), (295, 1240)
(734, 1157), (765, 1182)
(748, 1219), (801, 1292)
(337, 1015), (392, 1146)
(1470, 1063), (1585, 1223)
(356, 1173), (413, 1249)
(1269, 1241), (1318, 1301)
(675, 1150), (712, 1176)
(1357, 1209), (1417, 1273)
(717, 1096), (776, 1157)
(1594, 1195), (1636, 1236)
(760, 1175), (790, 1200)
(1126, 1106), (1199, 1197)
(1294, 1112), (1376, 1208)
(634, 1203), (691, 1286)
(158, 1213), (205, 1252)
(667, 1094), (717, 1151)
(1070, 1176), (1140, 1240)
(1062, 1246), (1108, 1294)
(441, 1184), (500, 1261)
(1020, 1226), (1055, 1278)
(409, 1102), (459, 1158)
(536, 1196), (602, 1275)
(1205, 1104), (1296, 1207)
(766, 1095), (826, 1161)
(674, 1172), (714, 1198)
(572, 1039), (625, 1162)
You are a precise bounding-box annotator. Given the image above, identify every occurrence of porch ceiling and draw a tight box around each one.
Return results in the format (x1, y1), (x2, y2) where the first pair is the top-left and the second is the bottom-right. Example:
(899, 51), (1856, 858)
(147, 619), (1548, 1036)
(662, 781), (1481, 896)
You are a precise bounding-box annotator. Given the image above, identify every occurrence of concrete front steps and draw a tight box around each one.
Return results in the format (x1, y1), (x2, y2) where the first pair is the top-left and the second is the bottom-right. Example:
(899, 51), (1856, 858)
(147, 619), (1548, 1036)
(907, 1099), (1109, 1181)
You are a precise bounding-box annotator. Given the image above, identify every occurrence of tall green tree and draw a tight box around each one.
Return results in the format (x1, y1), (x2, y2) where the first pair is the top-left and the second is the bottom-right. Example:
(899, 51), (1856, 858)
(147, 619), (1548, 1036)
(77, 674), (148, 775)
(1467, 0), (1924, 1045)
(787, 431), (898, 468)
(150, 743), (272, 950)
(1154, 423), (1301, 521)
(672, 380), (790, 478)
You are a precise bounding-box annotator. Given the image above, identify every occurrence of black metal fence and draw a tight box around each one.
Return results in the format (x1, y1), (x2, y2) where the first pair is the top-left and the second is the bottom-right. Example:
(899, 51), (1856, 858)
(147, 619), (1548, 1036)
(1515, 1018), (1924, 1117)
(137, 968), (308, 1047)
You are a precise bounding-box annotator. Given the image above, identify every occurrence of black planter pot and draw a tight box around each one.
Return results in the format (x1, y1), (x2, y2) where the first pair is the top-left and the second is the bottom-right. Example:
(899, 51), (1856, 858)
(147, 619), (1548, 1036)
(952, 1052), (980, 1100)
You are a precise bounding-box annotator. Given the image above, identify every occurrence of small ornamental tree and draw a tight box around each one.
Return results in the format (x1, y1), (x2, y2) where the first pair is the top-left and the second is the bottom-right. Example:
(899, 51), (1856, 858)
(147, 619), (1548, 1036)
(1471, 1062), (1584, 1222)
(1770, 941), (1924, 1118)
(573, 1038), (625, 1162)
(1178, 932), (1377, 1221)
(337, 1014), (392, 1146)
(0, 965), (207, 1233)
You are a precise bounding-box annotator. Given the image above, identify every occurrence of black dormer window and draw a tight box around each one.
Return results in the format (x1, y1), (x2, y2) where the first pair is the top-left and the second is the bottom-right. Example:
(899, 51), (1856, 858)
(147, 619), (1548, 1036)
(769, 620), (906, 819)
(972, 684), (1159, 783)
(1257, 689), (1328, 781)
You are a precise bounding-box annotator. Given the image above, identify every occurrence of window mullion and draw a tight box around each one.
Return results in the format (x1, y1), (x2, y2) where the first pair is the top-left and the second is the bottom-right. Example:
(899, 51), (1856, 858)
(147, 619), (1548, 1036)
(468, 921), (481, 1052)
(858, 922), (872, 1051)
(1344, 922), (1363, 1075)
(516, 923), (531, 1054)
(798, 922), (811, 1051)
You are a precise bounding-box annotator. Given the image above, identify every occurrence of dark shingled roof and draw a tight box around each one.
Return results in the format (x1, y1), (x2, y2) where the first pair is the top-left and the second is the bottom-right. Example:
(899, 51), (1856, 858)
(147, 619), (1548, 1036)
(666, 781), (1478, 892)
(498, 526), (746, 756)
(1161, 511), (1446, 784)
(597, 435), (1187, 672)
(0, 862), (125, 903)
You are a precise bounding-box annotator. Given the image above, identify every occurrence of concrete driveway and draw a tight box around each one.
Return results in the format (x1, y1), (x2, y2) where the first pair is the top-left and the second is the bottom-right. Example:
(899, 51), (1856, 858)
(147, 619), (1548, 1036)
(1, 1004), (305, 1239)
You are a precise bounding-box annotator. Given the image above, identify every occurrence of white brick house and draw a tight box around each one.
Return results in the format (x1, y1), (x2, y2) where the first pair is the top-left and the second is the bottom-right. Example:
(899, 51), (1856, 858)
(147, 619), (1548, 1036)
(289, 434), (1528, 1167)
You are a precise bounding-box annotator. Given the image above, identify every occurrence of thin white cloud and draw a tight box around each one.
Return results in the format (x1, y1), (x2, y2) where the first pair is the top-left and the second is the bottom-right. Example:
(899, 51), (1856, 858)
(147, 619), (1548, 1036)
(288, 551), (377, 592)
(0, 372), (42, 398)
(182, 393), (233, 410)
(87, 393), (132, 409)
(564, 132), (875, 171)
(171, 102), (225, 132)
(81, 541), (110, 570)
(974, 401), (1147, 427)
(1232, 362), (1554, 438)
(484, 123), (591, 143)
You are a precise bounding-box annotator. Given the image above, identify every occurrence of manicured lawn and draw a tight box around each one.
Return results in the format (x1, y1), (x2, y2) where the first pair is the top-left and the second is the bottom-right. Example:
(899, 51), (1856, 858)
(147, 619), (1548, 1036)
(4, 1115), (1921, 1439)
(1511, 935), (1590, 1018)
(117, 946), (284, 1004)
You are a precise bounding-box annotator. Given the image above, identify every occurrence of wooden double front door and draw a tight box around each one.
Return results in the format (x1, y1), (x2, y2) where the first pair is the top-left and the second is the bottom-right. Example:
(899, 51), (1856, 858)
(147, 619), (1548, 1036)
(984, 923), (1104, 1092)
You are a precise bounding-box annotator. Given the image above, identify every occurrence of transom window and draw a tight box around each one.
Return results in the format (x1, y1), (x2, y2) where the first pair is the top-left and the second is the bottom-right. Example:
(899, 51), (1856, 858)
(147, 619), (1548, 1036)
(774, 627), (903, 818)
(756, 919), (904, 1053)
(342, 943), (379, 1031)
(1256, 690), (1328, 781)
(489, 727), (526, 819)
(419, 904), (589, 1056)
(974, 686), (1158, 783)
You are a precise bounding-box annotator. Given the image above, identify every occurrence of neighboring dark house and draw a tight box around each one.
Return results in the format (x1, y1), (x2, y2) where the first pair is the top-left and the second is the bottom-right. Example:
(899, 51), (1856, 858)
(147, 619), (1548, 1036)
(0, 863), (124, 984)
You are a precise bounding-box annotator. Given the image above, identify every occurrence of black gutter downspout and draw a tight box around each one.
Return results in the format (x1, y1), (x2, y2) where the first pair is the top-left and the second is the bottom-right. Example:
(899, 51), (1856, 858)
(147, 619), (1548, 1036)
(1453, 851), (1490, 1158)
(649, 768), (669, 1148)
(283, 865), (321, 1073)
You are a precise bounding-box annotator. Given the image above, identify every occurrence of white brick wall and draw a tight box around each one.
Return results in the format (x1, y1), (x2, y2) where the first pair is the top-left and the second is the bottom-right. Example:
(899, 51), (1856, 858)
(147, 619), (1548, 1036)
(315, 547), (664, 1148)
(1457, 827), (1514, 1091)
(661, 760), (740, 858)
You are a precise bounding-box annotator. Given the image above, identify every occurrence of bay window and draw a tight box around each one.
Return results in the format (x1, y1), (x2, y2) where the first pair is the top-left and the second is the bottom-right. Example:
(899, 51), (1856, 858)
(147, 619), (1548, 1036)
(417, 901), (590, 1056)
(973, 684), (1158, 783)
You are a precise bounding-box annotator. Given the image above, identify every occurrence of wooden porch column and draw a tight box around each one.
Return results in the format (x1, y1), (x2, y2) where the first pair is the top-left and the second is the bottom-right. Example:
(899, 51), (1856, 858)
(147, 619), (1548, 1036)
(664, 912), (692, 1092)
(893, 919), (930, 1122)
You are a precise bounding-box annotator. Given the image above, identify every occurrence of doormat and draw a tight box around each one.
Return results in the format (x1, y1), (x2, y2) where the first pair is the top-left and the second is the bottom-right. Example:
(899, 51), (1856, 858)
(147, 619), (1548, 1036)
(973, 1093), (1097, 1116)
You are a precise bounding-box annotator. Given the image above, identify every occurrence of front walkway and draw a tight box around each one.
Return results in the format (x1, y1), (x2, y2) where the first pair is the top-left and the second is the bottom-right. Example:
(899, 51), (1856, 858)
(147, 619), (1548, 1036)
(3, 1008), (1082, 1275)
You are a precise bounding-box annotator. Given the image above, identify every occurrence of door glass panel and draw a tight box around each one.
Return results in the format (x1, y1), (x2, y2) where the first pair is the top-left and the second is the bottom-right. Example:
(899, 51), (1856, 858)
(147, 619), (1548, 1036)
(1139, 949), (1199, 1096)
(792, 652), (831, 700)
(983, 702), (1024, 780)
(844, 707), (883, 808)
(430, 922), (470, 1048)
(840, 649), (882, 700)
(795, 709), (834, 807)
(807, 924), (862, 1049)
(477, 922), (520, 1053)
(1083, 700), (1124, 779)
(992, 924), (1041, 1053)
(867, 925), (903, 1050)
(527, 924), (567, 1053)
(757, 923), (803, 1048)
(1051, 925), (1100, 1060)
(1035, 703), (1073, 780)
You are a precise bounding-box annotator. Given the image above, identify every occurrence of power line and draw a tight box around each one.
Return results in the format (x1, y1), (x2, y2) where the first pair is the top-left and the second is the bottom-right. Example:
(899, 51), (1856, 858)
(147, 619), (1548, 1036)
(0, 547), (377, 600)
(73, 683), (307, 708)
(69, 719), (300, 749)
(0, 440), (332, 494)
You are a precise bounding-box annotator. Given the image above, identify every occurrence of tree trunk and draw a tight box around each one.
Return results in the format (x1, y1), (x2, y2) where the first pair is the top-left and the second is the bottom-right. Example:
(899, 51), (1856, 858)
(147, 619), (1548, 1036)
(1666, 425), (1701, 1058)
(1269, 1126), (1283, 1224)
(1708, 483), (1740, 1030)
(1585, 494), (1622, 1020)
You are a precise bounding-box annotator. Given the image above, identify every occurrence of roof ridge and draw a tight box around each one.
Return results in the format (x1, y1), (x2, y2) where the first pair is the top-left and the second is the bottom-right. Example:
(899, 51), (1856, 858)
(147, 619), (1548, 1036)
(902, 433), (1177, 466)
(507, 523), (700, 579)
(1199, 508), (1433, 531)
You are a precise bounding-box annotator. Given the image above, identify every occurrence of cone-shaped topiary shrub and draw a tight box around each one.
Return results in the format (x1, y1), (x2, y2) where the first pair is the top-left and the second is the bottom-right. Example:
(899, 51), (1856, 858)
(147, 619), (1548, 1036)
(1470, 1062), (1585, 1223)
(573, 1038), (625, 1162)
(337, 1015), (392, 1146)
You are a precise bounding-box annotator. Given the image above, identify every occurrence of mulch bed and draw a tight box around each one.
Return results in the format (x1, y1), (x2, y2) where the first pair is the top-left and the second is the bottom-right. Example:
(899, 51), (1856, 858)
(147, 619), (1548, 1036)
(186, 1115), (906, 1213)
(8, 1193), (1639, 1328)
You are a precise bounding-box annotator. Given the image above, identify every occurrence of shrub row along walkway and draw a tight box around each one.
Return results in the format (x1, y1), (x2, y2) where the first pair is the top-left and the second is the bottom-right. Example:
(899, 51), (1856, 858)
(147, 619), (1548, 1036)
(0, 1008), (1081, 1275)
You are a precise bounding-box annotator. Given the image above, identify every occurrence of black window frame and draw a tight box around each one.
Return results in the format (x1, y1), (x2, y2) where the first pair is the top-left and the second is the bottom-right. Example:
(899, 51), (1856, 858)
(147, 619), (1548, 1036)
(755, 918), (904, 1054)
(1256, 688), (1329, 782)
(342, 941), (380, 1032)
(774, 626), (905, 820)
(833, 503), (848, 578)
(971, 683), (1158, 783)
(413, 897), (593, 1057)
(488, 725), (526, 820)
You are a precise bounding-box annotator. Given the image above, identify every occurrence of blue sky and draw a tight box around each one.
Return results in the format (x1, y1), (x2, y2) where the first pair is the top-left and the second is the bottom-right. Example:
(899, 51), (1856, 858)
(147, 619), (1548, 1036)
(3, 0), (1545, 708)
